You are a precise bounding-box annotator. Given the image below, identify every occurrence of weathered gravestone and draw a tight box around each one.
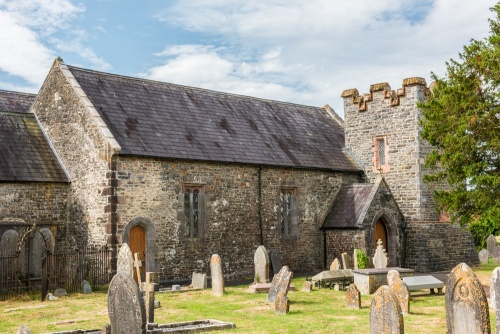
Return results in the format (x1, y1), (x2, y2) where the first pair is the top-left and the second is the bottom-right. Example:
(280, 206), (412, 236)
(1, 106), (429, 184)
(342, 252), (353, 270)
(353, 249), (359, 270)
(490, 267), (500, 332)
(117, 243), (135, 277)
(16, 324), (32, 334)
(271, 250), (283, 275)
(275, 290), (290, 315)
(210, 254), (225, 297)
(479, 249), (490, 264)
(346, 283), (361, 309)
(445, 263), (490, 334)
(108, 273), (146, 334)
(254, 245), (270, 283)
(191, 272), (207, 289)
(387, 270), (410, 315)
(330, 258), (341, 271)
(487, 234), (497, 254)
(82, 280), (92, 294)
(492, 246), (500, 263)
(373, 239), (388, 269)
(369, 285), (404, 334)
(267, 266), (293, 303)
(302, 281), (312, 292)
(54, 288), (67, 297)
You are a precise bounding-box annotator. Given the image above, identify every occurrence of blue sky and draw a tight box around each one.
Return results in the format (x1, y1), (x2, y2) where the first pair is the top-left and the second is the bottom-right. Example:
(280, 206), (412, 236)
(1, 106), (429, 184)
(0, 0), (496, 116)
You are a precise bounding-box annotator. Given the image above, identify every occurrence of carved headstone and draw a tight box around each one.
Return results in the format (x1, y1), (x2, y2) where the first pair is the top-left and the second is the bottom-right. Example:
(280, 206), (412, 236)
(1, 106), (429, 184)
(302, 281), (312, 292)
(492, 267), (500, 332)
(271, 250), (283, 275)
(373, 239), (388, 269)
(210, 254), (225, 297)
(108, 273), (146, 334)
(479, 249), (489, 264)
(342, 252), (353, 270)
(387, 271), (410, 315)
(353, 249), (359, 270)
(16, 324), (32, 334)
(346, 283), (361, 309)
(117, 243), (135, 278)
(267, 266), (293, 303)
(274, 290), (290, 315)
(487, 234), (497, 254)
(254, 245), (270, 283)
(445, 263), (490, 334)
(369, 285), (404, 334)
(330, 258), (340, 271)
(492, 246), (500, 263)
(191, 272), (207, 289)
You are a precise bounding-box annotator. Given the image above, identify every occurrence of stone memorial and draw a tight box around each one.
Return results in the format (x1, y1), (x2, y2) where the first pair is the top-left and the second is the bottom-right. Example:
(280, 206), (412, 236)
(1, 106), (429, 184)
(275, 290), (290, 315)
(267, 266), (293, 303)
(487, 234), (497, 254)
(403, 276), (444, 294)
(302, 281), (312, 292)
(191, 272), (207, 289)
(492, 246), (500, 263)
(346, 283), (361, 309)
(82, 280), (92, 294)
(254, 245), (270, 283)
(16, 324), (32, 334)
(387, 272), (410, 315)
(342, 252), (353, 270)
(271, 250), (283, 275)
(54, 288), (67, 297)
(445, 263), (490, 334)
(479, 249), (489, 264)
(108, 272), (146, 334)
(330, 258), (341, 271)
(144, 272), (158, 323)
(117, 243), (135, 278)
(386, 270), (401, 287)
(369, 285), (404, 334)
(491, 267), (500, 329)
(373, 239), (388, 269)
(353, 249), (359, 270)
(210, 254), (225, 297)
(172, 284), (181, 291)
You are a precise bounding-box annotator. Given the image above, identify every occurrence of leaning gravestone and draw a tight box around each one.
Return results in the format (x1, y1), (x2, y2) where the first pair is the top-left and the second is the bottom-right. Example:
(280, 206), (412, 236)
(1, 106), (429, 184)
(191, 272), (207, 289)
(267, 266), (293, 303)
(491, 267), (500, 331)
(487, 234), (497, 254)
(271, 250), (283, 275)
(387, 271), (410, 315)
(117, 243), (135, 277)
(108, 273), (146, 334)
(210, 254), (225, 297)
(445, 263), (490, 334)
(492, 246), (500, 263)
(346, 283), (361, 309)
(342, 252), (353, 270)
(479, 249), (489, 264)
(370, 285), (404, 334)
(275, 290), (290, 315)
(330, 258), (341, 271)
(254, 245), (270, 283)
(373, 239), (388, 269)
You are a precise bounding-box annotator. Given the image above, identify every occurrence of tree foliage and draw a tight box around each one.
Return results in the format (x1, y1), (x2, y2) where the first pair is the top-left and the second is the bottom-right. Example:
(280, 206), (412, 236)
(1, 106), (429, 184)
(419, 4), (500, 227)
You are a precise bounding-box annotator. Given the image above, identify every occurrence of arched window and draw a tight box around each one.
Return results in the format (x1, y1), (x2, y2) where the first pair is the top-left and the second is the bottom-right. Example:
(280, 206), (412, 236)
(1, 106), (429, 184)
(183, 185), (205, 239)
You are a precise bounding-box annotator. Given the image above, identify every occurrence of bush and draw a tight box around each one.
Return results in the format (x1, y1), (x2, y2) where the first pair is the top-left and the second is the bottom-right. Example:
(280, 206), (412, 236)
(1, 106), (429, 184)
(469, 215), (500, 251)
(355, 248), (369, 269)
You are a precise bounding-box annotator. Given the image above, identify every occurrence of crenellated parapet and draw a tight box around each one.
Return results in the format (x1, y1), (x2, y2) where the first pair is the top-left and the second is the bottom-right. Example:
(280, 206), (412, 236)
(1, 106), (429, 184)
(341, 77), (427, 111)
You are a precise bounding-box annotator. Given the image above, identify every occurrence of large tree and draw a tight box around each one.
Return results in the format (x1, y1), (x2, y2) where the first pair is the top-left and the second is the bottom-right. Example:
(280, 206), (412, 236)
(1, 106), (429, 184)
(419, 4), (500, 228)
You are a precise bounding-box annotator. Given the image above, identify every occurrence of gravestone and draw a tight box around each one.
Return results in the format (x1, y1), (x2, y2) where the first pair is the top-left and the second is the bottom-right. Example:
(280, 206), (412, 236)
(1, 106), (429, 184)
(267, 266), (293, 303)
(387, 271), (410, 315)
(342, 252), (353, 270)
(479, 249), (489, 263)
(275, 290), (290, 315)
(82, 280), (92, 294)
(172, 285), (181, 291)
(210, 254), (225, 297)
(134, 252), (144, 288)
(353, 249), (359, 270)
(117, 243), (135, 277)
(16, 324), (31, 334)
(490, 267), (500, 312)
(369, 285), (404, 334)
(108, 273), (146, 334)
(492, 246), (500, 263)
(330, 258), (341, 271)
(191, 272), (207, 289)
(302, 281), (312, 292)
(373, 239), (388, 269)
(271, 250), (283, 275)
(346, 283), (361, 309)
(487, 234), (497, 254)
(445, 263), (490, 334)
(254, 245), (270, 283)
(145, 272), (158, 323)
(54, 288), (67, 297)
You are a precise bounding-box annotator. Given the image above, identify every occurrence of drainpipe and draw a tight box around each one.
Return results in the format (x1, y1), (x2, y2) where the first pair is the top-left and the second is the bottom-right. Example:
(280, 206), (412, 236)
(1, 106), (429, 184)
(323, 228), (327, 269)
(109, 157), (118, 272)
(258, 166), (264, 246)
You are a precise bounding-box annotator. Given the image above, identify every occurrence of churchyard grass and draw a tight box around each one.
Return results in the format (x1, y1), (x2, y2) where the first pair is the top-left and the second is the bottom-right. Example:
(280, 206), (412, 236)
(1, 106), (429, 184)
(0, 264), (498, 333)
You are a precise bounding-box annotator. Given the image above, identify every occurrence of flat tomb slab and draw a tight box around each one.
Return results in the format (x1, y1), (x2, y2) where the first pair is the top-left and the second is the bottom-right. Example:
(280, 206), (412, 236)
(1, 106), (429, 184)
(403, 276), (444, 292)
(353, 267), (414, 295)
(158, 319), (236, 332)
(247, 283), (296, 293)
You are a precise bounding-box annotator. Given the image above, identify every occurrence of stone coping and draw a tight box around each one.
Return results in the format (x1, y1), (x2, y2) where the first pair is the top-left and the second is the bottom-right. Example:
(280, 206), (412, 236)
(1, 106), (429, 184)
(352, 267), (414, 275)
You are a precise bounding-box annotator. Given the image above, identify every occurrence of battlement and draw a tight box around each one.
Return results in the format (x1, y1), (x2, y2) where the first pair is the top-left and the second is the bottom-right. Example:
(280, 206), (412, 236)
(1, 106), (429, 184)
(341, 77), (427, 111)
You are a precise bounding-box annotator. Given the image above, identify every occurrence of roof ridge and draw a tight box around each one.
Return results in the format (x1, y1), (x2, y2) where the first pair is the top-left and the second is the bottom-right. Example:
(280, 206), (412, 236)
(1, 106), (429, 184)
(66, 65), (325, 111)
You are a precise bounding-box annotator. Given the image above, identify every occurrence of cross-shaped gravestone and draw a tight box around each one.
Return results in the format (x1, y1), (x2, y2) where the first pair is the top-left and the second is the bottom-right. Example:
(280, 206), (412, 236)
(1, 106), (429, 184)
(145, 272), (158, 324)
(373, 239), (388, 269)
(134, 252), (143, 289)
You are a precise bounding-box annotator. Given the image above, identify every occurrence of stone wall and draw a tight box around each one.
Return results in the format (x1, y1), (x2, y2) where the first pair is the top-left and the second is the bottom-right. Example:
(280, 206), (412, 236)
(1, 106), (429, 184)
(404, 222), (479, 272)
(326, 229), (365, 267)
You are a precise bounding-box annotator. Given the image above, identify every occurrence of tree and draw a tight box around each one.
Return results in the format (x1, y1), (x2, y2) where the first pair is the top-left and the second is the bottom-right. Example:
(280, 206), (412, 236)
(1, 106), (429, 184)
(419, 4), (500, 227)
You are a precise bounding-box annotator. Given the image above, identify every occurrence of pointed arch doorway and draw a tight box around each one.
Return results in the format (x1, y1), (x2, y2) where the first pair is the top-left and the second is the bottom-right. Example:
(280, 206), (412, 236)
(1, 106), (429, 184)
(130, 225), (146, 283)
(374, 219), (387, 251)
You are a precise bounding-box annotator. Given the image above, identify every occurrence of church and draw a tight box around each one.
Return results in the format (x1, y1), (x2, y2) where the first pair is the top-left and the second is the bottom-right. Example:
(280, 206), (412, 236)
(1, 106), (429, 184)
(0, 58), (478, 282)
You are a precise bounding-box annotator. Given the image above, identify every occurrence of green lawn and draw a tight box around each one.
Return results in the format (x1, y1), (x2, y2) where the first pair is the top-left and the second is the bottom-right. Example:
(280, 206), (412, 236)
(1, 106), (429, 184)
(0, 264), (497, 333)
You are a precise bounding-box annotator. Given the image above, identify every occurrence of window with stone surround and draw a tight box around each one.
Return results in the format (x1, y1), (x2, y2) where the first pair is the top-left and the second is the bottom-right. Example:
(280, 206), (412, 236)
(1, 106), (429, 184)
(373, 136), (390, 173)
(278, 188), (299, 237)
(182, 184), (205, 239)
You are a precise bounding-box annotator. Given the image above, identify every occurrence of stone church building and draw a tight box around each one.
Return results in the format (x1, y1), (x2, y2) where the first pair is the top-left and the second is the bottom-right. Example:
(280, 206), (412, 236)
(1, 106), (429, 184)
(0, 58), (478, 283)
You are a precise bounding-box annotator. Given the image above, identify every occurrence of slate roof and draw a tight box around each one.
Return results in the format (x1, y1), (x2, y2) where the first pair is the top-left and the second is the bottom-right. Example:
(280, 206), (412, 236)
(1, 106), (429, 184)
(0, 91), (68, 182)
(321, 184), (375, 229)
(68, 66), (361, 171)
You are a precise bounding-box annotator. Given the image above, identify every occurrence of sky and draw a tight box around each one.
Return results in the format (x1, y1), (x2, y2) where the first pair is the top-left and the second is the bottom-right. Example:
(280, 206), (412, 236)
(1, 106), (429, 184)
(0, 0), (497, 117)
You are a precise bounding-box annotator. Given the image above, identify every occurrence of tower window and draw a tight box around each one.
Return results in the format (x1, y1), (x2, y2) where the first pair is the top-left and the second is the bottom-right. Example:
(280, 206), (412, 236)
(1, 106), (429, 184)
(373, 136), (390, 173)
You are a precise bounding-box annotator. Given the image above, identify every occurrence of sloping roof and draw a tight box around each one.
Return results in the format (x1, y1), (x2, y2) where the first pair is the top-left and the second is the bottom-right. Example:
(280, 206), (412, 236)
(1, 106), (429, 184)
(0, 90), (68, 182)
(67, 65), (361, 171)
(321, 184), (375, 229)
